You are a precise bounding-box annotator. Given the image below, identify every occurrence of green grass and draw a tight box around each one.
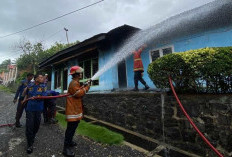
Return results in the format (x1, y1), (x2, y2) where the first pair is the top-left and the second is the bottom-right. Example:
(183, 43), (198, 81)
(55, 112), (124, 145)
(0, 85), (12, 93)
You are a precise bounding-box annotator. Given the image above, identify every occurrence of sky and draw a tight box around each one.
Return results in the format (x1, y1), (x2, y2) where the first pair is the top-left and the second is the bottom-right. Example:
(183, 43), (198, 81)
(0, 0), (214, 64)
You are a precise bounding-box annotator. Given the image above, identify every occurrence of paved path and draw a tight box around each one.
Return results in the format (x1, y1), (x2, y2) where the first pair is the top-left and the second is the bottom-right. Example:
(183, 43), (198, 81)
(0, 91), (146, 157)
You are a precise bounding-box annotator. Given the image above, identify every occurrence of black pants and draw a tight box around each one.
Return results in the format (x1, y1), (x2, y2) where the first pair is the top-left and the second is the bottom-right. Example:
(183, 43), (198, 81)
(15, 97), (25, 123)
(43, 101), (48, 121)
(43, 100), (56, 120)
(26, 111), (41, 146)
(64, 121), (80, 146)
(134, 71), (147, 88)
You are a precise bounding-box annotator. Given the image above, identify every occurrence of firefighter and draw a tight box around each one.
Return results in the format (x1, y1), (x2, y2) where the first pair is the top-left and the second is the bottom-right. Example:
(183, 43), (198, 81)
(132, 44), (150, 91)
(63, 66), (91, 157)
(21, 74), (47, 154)
(13, 73), (34, 127)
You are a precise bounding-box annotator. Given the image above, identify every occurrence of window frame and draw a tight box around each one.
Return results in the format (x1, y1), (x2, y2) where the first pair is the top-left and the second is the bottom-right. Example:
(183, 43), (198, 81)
(54, 69), (61, 89)
(79, 57), (99, 86)
(149, 45), (174, 63)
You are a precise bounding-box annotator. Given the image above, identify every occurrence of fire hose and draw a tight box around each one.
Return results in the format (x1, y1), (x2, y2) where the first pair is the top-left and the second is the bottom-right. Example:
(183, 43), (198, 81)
(0, 82), (91, 128)
(0, 93), (71, 128)
(0, 123), (15, 128)
(169, 77), (223, 157)
(26, 93), (70, 101)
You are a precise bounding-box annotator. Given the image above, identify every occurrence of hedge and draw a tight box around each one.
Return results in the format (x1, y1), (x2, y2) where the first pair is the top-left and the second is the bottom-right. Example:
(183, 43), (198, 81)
(147, 47), (232, 94)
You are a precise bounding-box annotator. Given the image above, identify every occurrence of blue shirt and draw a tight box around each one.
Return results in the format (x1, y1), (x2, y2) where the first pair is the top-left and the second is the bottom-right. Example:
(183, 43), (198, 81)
(14, 79), (31, 100)
(45, 90), (60, 103)
(26, 83), (47, 111)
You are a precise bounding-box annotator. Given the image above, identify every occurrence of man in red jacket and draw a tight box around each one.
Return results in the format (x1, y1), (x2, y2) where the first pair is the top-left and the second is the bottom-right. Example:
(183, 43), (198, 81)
(132, 44), (150, 91)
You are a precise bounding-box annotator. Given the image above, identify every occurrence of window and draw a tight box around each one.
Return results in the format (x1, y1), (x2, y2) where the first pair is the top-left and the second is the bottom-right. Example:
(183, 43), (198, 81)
(79, 57), (99, 86)
(150, 50), (160, 61)
(150, 46), (174, 62)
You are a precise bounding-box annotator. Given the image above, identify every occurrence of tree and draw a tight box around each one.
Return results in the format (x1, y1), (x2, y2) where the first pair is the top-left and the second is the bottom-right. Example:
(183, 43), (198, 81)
(0, 59), (11, 73)
(15, 39), (78, 74)
(15, 40), (44, 74)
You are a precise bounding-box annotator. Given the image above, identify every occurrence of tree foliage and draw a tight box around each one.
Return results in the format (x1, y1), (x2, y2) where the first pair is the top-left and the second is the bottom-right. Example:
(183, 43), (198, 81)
(15, 40), (78, 74)
(0, 59), (11, 73)
(147, 47), (232, 94)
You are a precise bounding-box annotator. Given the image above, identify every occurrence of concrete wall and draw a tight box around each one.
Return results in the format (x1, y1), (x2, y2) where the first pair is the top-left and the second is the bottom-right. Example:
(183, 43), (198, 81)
(82, 93), (232, 156)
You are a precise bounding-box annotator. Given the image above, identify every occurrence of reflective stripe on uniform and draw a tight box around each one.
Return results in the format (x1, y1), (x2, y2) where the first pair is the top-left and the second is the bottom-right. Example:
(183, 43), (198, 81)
(66, 113), (83, 119)
(134, 58), (142, 61)
(134, 68), (144, 71)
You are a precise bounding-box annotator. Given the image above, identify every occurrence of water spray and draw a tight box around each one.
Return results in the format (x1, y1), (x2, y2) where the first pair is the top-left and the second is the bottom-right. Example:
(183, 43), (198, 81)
(91, 0), (232, 81)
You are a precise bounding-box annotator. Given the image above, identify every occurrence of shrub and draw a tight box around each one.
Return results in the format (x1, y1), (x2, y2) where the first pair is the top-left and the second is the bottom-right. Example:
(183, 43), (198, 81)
(147, 47), (232, 94)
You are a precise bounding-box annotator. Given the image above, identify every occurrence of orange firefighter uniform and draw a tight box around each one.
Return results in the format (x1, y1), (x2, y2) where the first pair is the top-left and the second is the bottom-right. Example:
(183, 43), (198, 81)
(65, 79), (90, 122)
(133, 48), (144, 72)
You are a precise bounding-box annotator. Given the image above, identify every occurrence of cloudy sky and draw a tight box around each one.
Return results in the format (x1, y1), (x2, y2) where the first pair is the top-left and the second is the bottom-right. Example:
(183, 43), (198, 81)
(0, 0), (214, 63)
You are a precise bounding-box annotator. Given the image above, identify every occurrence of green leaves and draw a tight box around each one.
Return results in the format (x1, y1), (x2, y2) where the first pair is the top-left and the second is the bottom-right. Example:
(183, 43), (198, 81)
(16, 41), (78, 73)
(147, 47), (232, 94)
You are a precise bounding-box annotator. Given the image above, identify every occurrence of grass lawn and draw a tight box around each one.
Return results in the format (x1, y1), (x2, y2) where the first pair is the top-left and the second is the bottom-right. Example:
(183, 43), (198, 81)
(55, 112), (124, 145)
(0, 85), (12, 93)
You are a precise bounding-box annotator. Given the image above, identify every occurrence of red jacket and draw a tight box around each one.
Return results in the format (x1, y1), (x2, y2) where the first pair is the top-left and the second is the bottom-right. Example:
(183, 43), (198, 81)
(133, 48), (144, 72)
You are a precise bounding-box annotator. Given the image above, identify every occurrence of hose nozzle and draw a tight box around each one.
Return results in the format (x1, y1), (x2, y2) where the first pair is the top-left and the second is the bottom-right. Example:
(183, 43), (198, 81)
(84, 79), (92, 86)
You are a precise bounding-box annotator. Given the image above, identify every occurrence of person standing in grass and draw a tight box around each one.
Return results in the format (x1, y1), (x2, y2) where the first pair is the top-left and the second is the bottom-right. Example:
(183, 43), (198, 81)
(63, 66), (90, 157)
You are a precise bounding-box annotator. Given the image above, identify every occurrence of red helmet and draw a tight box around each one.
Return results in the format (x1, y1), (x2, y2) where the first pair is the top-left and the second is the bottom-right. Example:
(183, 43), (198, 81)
(69, 66), (83, 75)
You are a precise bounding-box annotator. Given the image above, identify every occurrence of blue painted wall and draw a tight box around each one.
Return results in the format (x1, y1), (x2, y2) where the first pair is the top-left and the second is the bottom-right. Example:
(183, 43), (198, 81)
(52, 47), (119, 92)
(90, 46), (118, 92)
(174, 26), (232, 52)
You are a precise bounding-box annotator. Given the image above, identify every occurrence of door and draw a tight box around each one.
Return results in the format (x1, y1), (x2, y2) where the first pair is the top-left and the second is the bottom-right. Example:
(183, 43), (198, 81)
(118, 60), (127, 88)
(63, 69), (68, 91)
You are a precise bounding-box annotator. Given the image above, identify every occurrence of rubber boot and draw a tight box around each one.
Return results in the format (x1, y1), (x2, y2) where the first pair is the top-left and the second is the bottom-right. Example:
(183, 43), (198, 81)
(132, 87), (139, 91)
(69, 141), (77, 147)
(144, 84), (150, 90)
(49, 118), (58, 124)
(15, 121), (22, 128)
(27, 145), (33, 154)
(63, 146), (75, 157)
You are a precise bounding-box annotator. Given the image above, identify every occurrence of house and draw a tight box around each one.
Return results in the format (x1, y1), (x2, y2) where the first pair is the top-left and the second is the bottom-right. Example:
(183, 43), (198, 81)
(39, 25), (140, 93)
(39, 0), (232, 93)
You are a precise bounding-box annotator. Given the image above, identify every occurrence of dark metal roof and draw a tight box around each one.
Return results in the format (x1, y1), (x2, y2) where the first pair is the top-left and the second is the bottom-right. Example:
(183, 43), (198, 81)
(39, 25), (139, 69)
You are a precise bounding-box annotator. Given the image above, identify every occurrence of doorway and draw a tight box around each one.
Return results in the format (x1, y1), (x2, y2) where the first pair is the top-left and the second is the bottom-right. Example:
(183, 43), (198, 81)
(118, 60), (127, 88)
(63, 69), (68, 91)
